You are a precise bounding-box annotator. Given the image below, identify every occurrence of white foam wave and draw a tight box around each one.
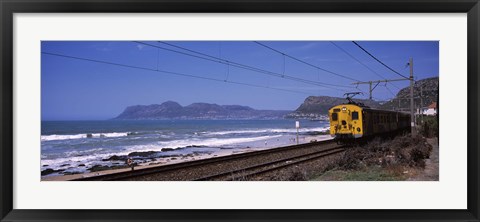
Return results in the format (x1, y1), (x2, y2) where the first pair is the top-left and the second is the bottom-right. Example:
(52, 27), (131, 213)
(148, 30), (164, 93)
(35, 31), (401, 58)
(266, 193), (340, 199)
(121, 135), (282, 153)
(41, 132), (130, 141)
(41, 152), (116, 170)
(162, 135), (282, 148)
(41, 135), (282, 172)
(64, 148), (105, 157)
(41, 132), (309, 174)
(204, 127), (329, 135)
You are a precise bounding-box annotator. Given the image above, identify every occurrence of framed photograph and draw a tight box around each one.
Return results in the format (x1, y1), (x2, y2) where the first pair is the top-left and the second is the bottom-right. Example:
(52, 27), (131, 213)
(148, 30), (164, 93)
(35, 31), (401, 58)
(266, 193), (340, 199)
(1, 0), (479, 221)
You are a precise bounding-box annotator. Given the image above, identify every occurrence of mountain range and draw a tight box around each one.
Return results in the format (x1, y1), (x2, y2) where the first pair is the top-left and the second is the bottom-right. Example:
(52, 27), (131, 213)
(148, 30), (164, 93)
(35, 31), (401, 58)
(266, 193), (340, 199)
(379, 77), (438, 111)
(114, 101), (290, 120)
(288, 77), (438, 117)
(114, 77), (438, 120)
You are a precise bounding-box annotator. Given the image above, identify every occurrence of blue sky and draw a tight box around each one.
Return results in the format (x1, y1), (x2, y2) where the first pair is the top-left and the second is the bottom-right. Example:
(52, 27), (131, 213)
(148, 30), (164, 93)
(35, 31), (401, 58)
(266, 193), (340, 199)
(41, 41), (439, 120)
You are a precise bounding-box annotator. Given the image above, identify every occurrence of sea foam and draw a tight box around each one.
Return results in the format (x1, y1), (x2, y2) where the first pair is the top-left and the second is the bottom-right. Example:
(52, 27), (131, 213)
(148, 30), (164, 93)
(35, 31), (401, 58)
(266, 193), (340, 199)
(204, 127), (330, 136)
(122, 135), (283, 153)
(41, 132), (130, 141)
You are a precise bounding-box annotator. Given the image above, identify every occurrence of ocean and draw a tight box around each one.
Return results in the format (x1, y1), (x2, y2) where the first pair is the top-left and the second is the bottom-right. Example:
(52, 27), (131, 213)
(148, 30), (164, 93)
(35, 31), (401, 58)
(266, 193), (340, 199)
(41, 119), (330, 177)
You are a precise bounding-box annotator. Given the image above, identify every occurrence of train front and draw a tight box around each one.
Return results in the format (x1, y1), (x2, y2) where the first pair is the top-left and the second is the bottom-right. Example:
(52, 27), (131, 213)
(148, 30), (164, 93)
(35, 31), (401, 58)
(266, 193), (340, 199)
(328, 104), (364, 140)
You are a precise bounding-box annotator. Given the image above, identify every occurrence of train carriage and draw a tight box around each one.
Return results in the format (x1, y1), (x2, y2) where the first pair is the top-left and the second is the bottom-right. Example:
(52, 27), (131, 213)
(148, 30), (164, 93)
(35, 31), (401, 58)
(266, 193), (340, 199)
(328, 103), (410, 141)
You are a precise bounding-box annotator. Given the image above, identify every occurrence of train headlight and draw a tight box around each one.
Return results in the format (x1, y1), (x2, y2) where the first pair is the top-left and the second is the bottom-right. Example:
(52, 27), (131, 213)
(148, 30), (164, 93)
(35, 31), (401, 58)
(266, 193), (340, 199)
(342, 107), (347, 111)
(357, 127), (361, 132)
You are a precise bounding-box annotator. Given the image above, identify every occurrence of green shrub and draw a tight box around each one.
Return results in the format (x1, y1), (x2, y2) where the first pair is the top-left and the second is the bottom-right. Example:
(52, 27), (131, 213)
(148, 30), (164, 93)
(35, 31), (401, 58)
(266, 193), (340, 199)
(419, 116), (438, 138)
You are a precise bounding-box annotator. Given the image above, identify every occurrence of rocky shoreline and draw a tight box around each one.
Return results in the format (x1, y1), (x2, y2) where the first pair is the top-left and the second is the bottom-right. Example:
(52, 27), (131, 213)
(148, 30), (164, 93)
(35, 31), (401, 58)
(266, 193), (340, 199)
(41, 134), (331, 180)
(41, 145), (214, 176)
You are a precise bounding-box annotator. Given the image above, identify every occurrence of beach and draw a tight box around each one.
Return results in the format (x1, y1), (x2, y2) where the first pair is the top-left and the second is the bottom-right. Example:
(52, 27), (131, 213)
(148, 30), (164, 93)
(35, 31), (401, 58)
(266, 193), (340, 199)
(41, 119), (331, 180)
(42, 134), (332, 181)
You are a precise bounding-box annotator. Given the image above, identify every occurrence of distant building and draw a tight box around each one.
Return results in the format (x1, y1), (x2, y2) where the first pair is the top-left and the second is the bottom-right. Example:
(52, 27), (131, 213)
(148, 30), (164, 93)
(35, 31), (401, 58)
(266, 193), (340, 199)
(423, 102), (437, 116)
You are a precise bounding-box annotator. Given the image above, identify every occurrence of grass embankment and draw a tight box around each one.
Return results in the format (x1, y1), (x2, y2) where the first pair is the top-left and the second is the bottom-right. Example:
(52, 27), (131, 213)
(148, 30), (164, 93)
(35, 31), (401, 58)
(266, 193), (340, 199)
(312, 134), (433, 181)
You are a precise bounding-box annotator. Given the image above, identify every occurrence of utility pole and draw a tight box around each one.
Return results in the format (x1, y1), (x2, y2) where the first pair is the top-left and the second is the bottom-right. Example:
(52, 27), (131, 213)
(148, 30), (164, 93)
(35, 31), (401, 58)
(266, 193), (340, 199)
(409, 57), (415, 136)
(420, 84), (423, 124)
(351, 57), (416, 137)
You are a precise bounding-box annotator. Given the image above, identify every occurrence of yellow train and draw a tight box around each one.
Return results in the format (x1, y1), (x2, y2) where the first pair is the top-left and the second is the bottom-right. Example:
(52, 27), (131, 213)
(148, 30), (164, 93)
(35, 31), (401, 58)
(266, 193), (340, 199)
(328, 103), (410, 141)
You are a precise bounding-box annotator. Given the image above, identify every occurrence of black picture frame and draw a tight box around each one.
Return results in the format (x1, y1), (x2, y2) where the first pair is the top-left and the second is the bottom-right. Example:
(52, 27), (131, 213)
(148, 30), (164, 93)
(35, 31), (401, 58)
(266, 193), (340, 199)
(1, 0), (479, 221)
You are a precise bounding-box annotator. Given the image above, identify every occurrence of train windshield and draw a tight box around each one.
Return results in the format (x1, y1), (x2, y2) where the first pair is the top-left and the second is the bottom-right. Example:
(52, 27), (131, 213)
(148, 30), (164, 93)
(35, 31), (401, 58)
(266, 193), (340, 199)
(352, 111), (359, 120)
(332, 113), (338, 121)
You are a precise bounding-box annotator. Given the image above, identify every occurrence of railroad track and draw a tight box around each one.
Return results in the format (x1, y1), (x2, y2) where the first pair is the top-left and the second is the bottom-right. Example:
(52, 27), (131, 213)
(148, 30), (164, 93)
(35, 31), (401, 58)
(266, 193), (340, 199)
(74, 139), (340, 181)
(194, 146), (345, 181)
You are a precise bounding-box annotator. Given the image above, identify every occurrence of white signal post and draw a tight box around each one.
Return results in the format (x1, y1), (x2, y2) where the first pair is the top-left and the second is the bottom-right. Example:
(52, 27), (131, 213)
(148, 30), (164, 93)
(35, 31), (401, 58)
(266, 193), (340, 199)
(295, 121), (300, 145)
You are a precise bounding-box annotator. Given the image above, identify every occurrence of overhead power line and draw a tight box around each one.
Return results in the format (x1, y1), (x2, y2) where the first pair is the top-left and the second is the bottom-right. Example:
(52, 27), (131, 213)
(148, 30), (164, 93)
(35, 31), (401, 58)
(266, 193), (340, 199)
(157, 41), (349, 89)
(42, 51), (312, 95)
(135, 41), (352, 92)
(330, 41), (401, 90)
(384, 84), (397, 97)
(352, 78), (409, 100)
(253, 41), (361, 82)
(352, 41), (409, 79)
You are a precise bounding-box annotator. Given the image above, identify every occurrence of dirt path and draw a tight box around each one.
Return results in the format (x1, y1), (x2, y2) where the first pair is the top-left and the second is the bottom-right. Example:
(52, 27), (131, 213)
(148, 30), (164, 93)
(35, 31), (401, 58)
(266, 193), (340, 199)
(408, 137), (439, 181)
